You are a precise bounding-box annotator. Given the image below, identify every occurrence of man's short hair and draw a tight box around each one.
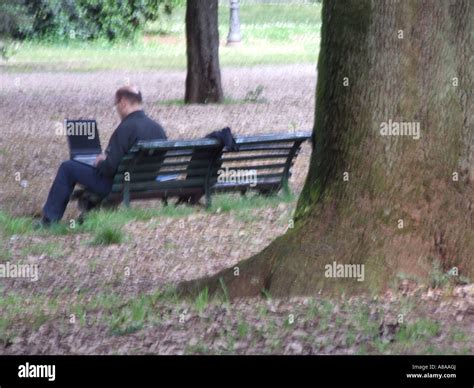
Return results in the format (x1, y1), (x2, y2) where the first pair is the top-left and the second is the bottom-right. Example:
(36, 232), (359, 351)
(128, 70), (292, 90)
(115, 87), (143, 105)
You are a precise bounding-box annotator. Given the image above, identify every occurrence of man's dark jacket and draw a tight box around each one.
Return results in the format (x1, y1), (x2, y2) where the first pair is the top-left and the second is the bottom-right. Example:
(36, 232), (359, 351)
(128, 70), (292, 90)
(96, 110), (167, 178)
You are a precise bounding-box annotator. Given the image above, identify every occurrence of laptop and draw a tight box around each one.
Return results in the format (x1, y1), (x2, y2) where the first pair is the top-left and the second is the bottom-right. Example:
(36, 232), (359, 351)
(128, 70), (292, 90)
(66, 119), (102, 166)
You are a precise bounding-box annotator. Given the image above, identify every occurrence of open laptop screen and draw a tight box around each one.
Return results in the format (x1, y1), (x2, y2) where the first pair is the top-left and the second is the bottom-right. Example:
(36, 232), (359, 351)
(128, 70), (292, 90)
(65, 119), (102, 158)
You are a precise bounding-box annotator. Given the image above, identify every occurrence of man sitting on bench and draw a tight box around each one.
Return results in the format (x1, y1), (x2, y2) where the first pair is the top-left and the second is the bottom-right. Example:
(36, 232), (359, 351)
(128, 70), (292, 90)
(38, 86), (167, 227)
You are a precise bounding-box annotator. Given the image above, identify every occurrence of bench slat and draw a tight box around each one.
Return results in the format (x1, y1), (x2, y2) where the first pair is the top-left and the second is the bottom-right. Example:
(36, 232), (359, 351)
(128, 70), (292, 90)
(113, 163), (288, 184)
(230, 146), (293, 152)
(107, 187), (204, 202)
(218, 154), (291, 162)
(116, 160), (212, 173)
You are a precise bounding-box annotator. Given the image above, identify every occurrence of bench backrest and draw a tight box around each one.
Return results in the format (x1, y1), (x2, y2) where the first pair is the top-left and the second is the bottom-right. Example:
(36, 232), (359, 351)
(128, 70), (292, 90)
(111, 139), (223, 204)
(110, 131), (311, 205)
(213, 132), (310, 192)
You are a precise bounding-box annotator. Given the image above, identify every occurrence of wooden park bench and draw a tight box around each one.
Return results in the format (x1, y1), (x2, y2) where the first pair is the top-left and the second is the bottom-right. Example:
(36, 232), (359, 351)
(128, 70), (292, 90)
(71, 131), (311, 214)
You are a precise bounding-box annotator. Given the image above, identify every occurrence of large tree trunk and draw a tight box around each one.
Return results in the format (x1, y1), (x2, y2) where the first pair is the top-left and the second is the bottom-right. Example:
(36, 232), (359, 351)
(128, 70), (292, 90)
(184, 0), (224, 104)
(179, 0), (473, 298)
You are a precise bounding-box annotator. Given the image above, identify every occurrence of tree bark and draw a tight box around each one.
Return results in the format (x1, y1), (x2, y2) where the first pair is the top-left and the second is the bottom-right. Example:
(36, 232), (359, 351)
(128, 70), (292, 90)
(179, 0), (473, 298)
(185, 0), (224, 104)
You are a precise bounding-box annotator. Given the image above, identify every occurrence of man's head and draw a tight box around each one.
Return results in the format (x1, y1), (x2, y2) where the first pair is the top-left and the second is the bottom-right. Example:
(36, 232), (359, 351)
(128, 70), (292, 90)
(114, 86), (143, 120)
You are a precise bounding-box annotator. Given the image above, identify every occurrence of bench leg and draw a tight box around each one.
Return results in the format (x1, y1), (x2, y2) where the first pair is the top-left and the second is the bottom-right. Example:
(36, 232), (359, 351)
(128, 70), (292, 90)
(123, 183), (130, 208)
(259, 186), (283, 197)
(77, 212), (86, 225)
(205, 192), (212, 209)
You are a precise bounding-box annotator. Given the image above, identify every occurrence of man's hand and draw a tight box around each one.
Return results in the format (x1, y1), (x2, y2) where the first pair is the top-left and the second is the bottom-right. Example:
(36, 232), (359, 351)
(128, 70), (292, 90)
(94, 153), (106, 167)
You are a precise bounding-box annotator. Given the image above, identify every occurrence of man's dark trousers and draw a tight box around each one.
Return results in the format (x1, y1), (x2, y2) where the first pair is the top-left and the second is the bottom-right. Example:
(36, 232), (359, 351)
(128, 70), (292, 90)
(43, 160), (113, 222)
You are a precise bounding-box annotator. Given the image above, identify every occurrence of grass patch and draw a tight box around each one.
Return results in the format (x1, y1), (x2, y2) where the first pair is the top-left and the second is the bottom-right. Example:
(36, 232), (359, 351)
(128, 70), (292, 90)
(0, 211), (33, 235)
(0, 211), (76, 236)
(5, 3), (321, 72)
(353, 304), (379, 339)
(219, 278), (231, 305)
(0, 293), (55, 341)
(237, 318), (250, 339)
(156, 96), (267, 106)
(396, 318), (440, 343)
(0, 288), (181, 339)
(156, 98), (187, 106)
(81, 205), (195, 232)
(210, 191), (294, 213)
(194, 288), (209, 314)
(107, 289), (177, 336)
(90, 225), (124, 246)
(261, 288), (272, 300)
(0, 191), (293, 240)
(449, 328), (467, 343)
(109, 300), (147, 335)
(85, 292), (123, 311)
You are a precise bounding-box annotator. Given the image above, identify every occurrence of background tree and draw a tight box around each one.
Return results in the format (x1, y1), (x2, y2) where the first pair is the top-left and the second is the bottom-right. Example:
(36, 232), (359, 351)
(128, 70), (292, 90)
(0, 0), (31, 37)
(1, 0), (178, 42)
(0, 0), (32, 59)
(180, 0), (473, 298)
(185, 0), (224, 103)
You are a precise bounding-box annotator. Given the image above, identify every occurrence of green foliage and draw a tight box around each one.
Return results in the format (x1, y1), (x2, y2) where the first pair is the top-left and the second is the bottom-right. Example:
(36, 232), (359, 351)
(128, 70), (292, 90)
(8, 2), (321, 68)
(16, 0), (181, 41)
(0, 0), (33, 39)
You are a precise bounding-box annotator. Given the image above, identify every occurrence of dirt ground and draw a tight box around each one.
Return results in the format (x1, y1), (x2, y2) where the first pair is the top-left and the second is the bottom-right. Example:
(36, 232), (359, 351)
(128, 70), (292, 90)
(2, 285), (473, 355)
